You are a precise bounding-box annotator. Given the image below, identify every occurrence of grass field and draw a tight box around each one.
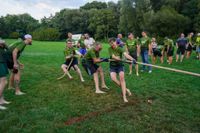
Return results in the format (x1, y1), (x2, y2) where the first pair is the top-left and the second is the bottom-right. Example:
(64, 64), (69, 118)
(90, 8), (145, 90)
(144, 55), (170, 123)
(0, 39), (200, 133)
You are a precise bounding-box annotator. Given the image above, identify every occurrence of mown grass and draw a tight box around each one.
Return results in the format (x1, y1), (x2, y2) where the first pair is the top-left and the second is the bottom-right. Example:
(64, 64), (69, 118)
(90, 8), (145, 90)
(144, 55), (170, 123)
(0, 39), (199, 133)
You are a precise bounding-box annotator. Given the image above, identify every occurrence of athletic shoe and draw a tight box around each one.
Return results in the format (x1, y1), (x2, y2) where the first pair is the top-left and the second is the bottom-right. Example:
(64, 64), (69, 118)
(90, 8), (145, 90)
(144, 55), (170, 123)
(148, 70), (152, 73)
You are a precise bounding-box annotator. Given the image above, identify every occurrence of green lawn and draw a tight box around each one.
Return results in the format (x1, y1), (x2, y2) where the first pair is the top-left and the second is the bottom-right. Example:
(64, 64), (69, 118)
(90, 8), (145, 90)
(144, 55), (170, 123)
(0, 39), (200, 133)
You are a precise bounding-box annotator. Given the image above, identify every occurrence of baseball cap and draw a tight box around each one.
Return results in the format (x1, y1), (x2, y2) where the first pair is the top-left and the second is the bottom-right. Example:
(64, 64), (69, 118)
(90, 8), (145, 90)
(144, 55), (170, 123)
(24, 34), (32, 39)
(0, 39), (5, 44)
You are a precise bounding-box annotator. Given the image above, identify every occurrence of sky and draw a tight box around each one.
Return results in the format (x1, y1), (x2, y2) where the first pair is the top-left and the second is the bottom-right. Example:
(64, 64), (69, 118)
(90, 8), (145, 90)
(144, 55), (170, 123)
(0, 0), (118, 20)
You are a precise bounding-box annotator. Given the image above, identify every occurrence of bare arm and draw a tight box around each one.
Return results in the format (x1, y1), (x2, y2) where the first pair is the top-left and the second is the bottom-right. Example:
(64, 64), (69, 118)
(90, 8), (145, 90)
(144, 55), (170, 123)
(12, 48), (19, 68)
(148, 44), (152, 55)
(124, 52), (134, 61)
(93, 58), (102, 63)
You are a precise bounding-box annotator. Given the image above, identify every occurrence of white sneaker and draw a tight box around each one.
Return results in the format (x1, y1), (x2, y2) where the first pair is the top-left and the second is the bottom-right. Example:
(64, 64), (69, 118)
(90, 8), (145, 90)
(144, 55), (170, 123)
(0, 105), (7, 110)
(95, 90), (106, 94)
(136, 73), (139, 76)
(148, 70), (152, 73)
(15, 91), (26, 95)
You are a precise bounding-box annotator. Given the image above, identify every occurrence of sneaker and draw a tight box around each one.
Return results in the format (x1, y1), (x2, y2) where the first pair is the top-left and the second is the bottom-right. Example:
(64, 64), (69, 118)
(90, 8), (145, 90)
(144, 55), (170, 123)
(15, 91), (26, 96)
(136, 73), (139, 76)
(0, 105), (7, 110)
(148, 70), (152, 73)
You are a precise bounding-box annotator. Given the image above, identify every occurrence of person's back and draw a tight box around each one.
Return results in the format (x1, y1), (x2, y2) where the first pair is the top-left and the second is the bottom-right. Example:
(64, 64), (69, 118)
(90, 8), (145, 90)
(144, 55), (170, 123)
(7, 39), (26, 59)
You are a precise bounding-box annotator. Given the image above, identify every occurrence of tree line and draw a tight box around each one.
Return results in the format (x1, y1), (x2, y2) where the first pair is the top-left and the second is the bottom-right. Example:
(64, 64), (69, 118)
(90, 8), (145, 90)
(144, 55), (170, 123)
(0, 0), (200, 41)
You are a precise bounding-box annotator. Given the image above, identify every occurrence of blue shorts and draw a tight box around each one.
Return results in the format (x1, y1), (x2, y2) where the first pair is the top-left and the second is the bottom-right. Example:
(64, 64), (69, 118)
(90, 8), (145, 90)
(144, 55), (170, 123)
(197, 46), (200, 53)
(110, 65), (124, 74)
(79, 48), (87, 55)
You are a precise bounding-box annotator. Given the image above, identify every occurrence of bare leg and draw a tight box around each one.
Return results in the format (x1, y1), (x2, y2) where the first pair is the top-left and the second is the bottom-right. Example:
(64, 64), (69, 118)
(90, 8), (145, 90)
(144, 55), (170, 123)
(110, 72), (120, 86)
(74, 65), (84, 82)
(168, 56), (173, 65)
(129, 64), (132, 75)
(180, 54), (184, 62)
(98, 67), (108, 89)
(135, 64), (139, 76)
(61, 64), (72, 79)
(119, 72), (128, 102)
(8, 72), (14, 89)
(176, 54), (179, 62)
(93, 72), (105, 93)
(0, 77), (10, 105)
(110, 72), (131, 99)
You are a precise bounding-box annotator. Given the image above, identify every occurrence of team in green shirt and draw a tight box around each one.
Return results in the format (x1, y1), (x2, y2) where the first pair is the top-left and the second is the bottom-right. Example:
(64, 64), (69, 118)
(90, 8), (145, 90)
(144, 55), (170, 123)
(0, 34), (32, 110)
(61, 39), (84, 82)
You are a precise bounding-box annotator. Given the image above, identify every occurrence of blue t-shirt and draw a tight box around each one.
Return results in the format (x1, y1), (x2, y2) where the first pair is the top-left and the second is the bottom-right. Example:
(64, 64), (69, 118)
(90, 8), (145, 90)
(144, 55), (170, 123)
(116, 38), (124, 48)
(176, 38), (188, 48)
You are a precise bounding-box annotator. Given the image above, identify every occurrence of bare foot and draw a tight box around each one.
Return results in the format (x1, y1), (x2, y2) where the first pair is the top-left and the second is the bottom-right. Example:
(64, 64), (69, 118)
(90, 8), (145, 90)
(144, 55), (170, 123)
(126, 89), (132, 96)
(95, 90), (106, 94)
(123, 97), (128, 103)
(15, 91), (26, 96)
(102, 86), (110, 90)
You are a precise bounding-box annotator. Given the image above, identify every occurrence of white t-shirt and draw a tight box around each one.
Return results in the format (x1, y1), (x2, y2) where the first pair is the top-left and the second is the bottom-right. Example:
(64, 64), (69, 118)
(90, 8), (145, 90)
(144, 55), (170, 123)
(152, 42), (158, 49)
(84, 38), (95, 49)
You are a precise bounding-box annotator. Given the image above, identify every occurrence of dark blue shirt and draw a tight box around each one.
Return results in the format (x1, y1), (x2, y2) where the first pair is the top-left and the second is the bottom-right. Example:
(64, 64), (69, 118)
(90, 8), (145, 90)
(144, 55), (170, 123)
(176, 38), (188, 48)
(116, 38), (124, 48)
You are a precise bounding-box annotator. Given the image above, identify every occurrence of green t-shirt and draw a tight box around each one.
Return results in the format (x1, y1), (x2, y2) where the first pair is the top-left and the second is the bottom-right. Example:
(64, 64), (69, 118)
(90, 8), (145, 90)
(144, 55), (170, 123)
(64, 47), (76, 57)
(0, 47), (7, 63)
(78, 39), (85, 48)
(7, 39), (26, 59)
(140, 37), (151, 50)
(126, 39), (139, 53)
(108, 46), (124, 67)
(164, 39), (174, 47)
(187, 37), (193, 44)
(196, 37), (200, 46)
(66, 38), (76, 44)
(85, 48), (99, 63)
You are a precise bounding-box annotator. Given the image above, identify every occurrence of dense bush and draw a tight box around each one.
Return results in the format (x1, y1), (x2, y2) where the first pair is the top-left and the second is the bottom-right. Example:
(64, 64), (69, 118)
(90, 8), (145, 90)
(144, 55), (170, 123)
(32, 28), (60, 41)
(9, 32), (20, 39)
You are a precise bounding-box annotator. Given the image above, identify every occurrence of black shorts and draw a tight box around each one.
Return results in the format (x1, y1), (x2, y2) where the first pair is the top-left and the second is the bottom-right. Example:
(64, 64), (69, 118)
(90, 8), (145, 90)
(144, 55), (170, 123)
(153, 49), (162, 57)
(186, 44), (192, 52)
(129, 51), (138, 61)
(177, 47), (185, 55)
(110, 65), (124, 74)
(6, 59), (14, 70)
(64, 58), (78, 70)
(167, 50), (174, 57)
(82, 59), (99, 75)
